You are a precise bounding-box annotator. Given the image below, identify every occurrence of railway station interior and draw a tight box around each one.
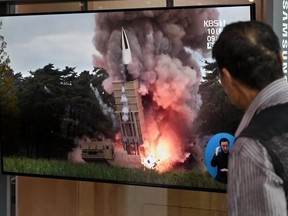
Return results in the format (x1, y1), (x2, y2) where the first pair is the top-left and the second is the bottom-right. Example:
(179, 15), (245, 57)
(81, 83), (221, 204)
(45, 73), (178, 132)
(0, 0), (286, 215)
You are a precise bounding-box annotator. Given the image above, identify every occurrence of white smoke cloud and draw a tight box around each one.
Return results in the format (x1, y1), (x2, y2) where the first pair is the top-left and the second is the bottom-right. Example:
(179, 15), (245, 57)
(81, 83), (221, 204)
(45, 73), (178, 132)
(90, 83), (116, 121)
(67, 137), (86, 163)
(92, 8), (219, 171)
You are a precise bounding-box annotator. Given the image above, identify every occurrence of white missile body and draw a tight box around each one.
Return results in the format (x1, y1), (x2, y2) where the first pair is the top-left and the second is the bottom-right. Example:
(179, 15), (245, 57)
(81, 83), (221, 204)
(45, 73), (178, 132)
(120, 27), (131, 122)
(121, 27), (132, 65)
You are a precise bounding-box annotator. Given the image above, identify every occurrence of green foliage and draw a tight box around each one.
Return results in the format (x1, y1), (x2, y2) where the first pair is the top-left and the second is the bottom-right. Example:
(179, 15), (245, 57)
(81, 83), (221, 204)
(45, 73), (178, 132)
(192, 61), (243, 136)
(0, 21), (15, 110)
(0, 20), (116, 160)
(0, 21), (21, 155)
(0, 21), (17, 114)
(3, 63), (117, 159)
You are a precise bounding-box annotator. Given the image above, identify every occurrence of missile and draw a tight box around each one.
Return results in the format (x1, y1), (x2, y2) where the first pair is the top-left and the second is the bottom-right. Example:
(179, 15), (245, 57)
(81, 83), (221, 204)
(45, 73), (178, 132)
(120, 27), (131, 121)
(121, 27), (132, 65)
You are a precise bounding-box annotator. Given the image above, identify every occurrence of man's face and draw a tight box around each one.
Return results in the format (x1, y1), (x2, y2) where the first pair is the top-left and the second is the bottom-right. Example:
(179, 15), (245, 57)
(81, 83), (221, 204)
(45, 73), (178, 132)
(219, 68), (258, 110)
(220, 141), (229, 154)
(219, 70), (241, 108)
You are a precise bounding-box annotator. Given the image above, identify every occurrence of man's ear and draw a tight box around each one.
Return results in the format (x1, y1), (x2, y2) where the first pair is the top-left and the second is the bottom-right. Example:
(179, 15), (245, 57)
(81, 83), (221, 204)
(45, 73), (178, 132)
(220, 68), (233, 87)
(279, 52), (284, 65)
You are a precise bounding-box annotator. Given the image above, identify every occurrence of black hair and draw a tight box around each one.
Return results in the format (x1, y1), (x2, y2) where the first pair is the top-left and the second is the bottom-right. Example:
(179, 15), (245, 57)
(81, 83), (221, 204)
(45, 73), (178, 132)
(219, 137), (229, 146)
(212, 21), (284, 90)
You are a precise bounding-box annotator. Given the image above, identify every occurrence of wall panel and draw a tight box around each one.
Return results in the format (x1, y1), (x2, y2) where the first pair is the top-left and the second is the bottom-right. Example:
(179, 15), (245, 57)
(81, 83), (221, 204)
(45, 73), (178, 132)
(18, 177), (227, 216)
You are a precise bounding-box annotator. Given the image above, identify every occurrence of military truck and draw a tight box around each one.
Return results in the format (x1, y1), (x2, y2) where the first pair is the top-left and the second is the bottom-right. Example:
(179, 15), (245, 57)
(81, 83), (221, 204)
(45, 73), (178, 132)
(81, 139), (115, 162)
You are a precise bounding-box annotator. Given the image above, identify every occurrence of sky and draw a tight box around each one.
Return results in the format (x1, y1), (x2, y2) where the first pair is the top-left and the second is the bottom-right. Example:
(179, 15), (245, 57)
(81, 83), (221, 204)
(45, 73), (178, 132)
(0, 6), (252, 77)
(1, 12), (96, 76)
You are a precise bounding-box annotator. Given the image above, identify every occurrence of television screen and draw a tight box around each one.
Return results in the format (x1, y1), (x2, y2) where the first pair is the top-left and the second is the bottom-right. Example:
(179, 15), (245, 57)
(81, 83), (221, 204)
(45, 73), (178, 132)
(0, 4), (255, 192)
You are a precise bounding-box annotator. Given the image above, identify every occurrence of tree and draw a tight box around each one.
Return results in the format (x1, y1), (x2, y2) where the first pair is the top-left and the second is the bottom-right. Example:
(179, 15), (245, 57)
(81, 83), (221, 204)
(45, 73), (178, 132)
(0, 21), (21, 156)
(191, 61), (243, 137)
(0, 21), (19, 115)
(14, 64), (117, 159)
(17, 64), (71, 158)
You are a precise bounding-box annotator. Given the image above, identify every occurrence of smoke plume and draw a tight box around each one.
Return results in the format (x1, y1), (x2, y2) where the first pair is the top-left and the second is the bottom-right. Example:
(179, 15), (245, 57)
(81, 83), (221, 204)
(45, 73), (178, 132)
(92, 8), (219, 172)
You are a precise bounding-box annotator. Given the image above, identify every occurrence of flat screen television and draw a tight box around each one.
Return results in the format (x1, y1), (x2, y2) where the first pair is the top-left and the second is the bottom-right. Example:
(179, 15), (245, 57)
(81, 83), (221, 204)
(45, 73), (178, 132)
(0, 3), (255, 192)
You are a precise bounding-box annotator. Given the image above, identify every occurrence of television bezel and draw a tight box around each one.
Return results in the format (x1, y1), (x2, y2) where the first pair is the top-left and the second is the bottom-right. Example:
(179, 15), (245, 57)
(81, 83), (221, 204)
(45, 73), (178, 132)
(0, 3), (256, 193)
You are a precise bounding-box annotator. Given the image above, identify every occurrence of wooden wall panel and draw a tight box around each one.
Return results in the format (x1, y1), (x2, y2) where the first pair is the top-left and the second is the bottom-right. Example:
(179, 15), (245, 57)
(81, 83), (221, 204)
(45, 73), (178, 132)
(93, 183), (128, 216)
(143, 204), (227, 216)
(15, 2), (81, 13)
(18, 177), (79, 216)
(17, 177), (227, 216)
(78, 182), (95, 216)
(89, 0), (165, 10)
(15, 1), (166, 14)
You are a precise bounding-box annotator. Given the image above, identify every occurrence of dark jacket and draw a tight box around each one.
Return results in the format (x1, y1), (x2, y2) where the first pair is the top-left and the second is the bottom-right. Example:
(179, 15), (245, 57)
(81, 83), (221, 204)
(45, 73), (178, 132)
(211, 151), (229, 184)
(239, 103), (288, 202)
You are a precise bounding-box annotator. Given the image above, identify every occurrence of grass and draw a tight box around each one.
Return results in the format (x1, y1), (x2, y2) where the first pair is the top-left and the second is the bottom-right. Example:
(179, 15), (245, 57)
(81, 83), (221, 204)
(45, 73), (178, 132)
(2, 157), (226, 191)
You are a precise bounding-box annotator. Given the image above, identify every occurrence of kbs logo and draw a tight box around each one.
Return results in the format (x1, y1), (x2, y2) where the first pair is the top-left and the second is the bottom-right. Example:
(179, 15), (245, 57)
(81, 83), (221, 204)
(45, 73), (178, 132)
(203, 19), (226, 28)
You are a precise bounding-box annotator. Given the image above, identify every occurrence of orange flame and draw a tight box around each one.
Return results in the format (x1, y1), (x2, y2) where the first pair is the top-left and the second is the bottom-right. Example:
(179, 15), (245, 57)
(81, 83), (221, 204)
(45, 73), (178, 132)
(140, 120), (187, 173)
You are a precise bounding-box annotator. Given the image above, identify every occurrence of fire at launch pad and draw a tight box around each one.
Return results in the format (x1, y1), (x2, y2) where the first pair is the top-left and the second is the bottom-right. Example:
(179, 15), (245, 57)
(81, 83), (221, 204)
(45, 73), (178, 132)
(82, 26), (206, 173)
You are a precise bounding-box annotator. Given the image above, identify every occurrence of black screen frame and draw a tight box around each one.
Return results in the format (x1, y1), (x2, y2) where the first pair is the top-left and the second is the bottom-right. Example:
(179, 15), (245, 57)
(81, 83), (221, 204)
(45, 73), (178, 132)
(0, 3), (256, 193)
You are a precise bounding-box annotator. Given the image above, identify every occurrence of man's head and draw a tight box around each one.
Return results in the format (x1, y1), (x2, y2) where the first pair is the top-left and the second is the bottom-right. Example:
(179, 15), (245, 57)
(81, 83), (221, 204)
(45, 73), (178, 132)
(219, 138), (229, 154)
(212, 21), (284, 109)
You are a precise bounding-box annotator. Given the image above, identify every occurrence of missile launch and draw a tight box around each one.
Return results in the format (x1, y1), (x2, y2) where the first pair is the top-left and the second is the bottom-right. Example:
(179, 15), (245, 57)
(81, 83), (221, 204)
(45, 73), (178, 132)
(120, 27), (132, 121)
(121, 27), (133, 82)
(121, 27), (132, 65)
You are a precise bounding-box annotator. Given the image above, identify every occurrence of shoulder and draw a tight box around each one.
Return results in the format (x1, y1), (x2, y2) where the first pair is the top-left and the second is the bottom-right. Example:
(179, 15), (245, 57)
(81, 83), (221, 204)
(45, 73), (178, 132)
(228, 137), (286, 215)
(241, 103), (288, 141)
(231, 137), (273, 171)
